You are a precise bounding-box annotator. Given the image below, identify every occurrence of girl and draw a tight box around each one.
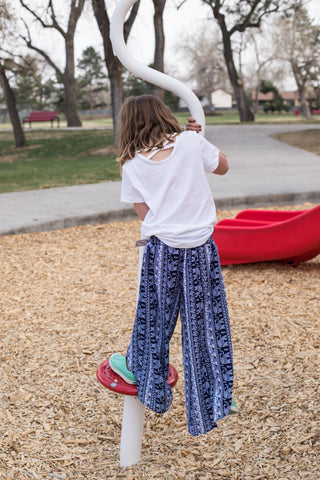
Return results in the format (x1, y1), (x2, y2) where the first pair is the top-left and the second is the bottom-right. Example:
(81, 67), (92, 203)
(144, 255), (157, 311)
(110, 95), (236, 436)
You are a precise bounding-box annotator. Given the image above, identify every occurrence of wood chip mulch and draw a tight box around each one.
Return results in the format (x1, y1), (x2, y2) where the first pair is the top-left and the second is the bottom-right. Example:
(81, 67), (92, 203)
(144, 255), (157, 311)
(0, 203), (319, 480)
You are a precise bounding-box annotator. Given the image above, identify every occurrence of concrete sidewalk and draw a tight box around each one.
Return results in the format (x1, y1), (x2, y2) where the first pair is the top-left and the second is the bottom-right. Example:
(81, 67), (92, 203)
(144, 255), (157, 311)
(1, 124), (319, 236)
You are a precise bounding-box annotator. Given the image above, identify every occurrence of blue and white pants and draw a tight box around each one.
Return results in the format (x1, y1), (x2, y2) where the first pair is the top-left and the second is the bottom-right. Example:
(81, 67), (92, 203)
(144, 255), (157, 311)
(127, 236), (233, 436)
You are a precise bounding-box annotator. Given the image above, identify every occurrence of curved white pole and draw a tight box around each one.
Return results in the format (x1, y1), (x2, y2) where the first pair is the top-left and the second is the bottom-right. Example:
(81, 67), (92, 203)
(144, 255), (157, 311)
(110, 0), (206, 135)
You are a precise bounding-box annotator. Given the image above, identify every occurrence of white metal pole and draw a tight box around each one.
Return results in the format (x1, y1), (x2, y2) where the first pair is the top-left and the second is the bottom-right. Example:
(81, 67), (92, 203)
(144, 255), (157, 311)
(110, 0), (206, 135)
(120, 395), (146, 467)
(119, 243), (145, 467)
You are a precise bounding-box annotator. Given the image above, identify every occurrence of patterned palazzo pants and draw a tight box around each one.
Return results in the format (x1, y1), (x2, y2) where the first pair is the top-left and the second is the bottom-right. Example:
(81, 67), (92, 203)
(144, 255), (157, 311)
(127, 236), (233, 436)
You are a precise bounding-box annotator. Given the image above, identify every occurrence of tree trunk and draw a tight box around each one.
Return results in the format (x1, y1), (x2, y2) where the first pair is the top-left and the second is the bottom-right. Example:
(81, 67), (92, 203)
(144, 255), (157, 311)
(223, 32), (254, 121)
(299, 90), (311, 119)
(213, 9), (254, 122)
(292, 61), (311, 119)
(315, 85), (320, 109)
(0, 66), (28, 148)
(64, 39), (82, 127)
(90, 82), (94, 119)
(109, 68), (124, 147)
(254, 78), (261, 114)
(92, 0), (140, 147)
(63, 74), (82, 127)
(152, 0), (166, 101)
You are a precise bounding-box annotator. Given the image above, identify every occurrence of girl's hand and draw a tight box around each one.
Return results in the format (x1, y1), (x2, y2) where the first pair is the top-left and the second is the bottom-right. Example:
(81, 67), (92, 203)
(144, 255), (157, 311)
(186, 117), (202, 133)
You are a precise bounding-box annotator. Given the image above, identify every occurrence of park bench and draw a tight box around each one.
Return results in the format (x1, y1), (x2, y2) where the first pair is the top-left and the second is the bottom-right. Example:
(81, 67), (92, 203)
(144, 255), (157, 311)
(23, 111), (60, 128)
(312, 109), (320, 115)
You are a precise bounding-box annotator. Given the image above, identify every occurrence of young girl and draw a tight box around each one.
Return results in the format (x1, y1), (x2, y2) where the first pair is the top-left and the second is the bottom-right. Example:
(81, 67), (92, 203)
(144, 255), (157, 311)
(110, 95), (236, 436)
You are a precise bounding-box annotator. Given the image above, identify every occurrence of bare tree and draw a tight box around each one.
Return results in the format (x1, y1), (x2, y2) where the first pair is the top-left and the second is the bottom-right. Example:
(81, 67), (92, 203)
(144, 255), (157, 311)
(0, 62), (28, 148)
(152, 0), (166, 100)
(19, 0), (85, 127)
(0, 2), (28, 147)
(178, 26), (228, 104)
(91, 0), (140, 146)
(245, 28), (281, 114)
(286, 4), (319, 118)
(197, 0), (293, 122)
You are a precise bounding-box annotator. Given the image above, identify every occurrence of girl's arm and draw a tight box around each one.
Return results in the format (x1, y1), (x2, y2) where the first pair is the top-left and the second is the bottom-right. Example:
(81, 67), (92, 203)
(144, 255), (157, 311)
(186, 117), (229, 175)
(134, 202), (150, 221)
(213, 151), (229, 175)
(186, 117), (202, 133)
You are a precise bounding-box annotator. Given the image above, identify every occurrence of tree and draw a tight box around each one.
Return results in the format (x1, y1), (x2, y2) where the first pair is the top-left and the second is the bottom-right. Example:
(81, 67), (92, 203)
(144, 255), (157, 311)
(197, 0), (293, 122)
(0, 2), (28, 147)
(77, 46), (107, 117)
(91, 0), (140, 146)
(276, 3), (320, 119)
(19, 0), (86, 127)
(12, 55), (49, 111)
(245, 28), (281, 114)
(152, 0), (166, 100)
(178, 26), (228, 105)
(0, 62), (28, 147)
(260, 79), (289, 113)
(124, 70), (180, 110)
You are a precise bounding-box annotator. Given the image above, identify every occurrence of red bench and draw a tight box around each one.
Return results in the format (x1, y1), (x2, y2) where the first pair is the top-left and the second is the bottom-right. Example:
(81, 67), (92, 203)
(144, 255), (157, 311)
(23, 111), (60, 128)
(312, 109), (320, 115)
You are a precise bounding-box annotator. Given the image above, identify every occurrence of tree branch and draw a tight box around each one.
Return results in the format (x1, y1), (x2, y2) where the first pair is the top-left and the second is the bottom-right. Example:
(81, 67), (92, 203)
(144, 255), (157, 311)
(229, 2), (280, 36)
(19, 0), (67, 38)
(48, 0), (67, 37)
(124, 0), (140, 42)
(19, 18), (63, 79)
(67, 0), (86, 37)
(176, 0), (188, 9)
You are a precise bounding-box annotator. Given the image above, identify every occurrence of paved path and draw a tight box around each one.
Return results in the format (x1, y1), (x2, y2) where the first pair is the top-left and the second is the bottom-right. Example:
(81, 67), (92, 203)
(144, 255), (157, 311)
(0, 124), (319, 235)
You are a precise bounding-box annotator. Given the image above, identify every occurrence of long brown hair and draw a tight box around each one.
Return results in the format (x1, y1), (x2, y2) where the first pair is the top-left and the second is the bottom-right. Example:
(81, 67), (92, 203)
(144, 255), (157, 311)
(117, 95), (183, 167)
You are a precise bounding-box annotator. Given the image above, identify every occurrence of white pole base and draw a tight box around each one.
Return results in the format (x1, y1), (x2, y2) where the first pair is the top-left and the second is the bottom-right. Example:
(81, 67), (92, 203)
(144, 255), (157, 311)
(120, 395), (146, 467)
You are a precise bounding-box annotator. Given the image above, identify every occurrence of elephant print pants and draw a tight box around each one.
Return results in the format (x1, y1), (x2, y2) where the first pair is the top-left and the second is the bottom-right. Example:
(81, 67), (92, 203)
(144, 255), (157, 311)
(127, 236), (233, 436)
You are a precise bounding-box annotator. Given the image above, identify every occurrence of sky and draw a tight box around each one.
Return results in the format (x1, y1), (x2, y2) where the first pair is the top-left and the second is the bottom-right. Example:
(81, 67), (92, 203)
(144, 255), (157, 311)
(10, 0), (320, 90)
(75, 0), (214, 71)
(76, 0), (320, 71)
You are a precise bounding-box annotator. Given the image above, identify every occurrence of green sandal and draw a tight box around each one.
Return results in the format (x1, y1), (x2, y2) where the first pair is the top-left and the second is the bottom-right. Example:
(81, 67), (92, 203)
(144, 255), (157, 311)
(109, 354), (137, 385)
(229, 399), (240, 415)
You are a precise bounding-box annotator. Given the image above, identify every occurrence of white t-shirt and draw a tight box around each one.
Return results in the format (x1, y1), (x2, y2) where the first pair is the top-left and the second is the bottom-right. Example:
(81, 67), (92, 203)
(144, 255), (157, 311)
(120, 130), (220, 248)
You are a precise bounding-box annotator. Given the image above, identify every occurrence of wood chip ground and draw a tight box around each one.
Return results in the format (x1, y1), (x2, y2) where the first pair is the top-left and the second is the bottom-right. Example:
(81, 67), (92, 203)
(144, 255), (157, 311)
(0, 203), (319, 480)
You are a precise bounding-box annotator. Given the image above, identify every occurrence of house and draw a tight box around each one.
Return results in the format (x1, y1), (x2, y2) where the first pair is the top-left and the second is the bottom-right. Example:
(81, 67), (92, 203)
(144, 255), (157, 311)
(252, 91), (300, 110)
(178, 88), (233, 110)
(211, 89), (233, 108)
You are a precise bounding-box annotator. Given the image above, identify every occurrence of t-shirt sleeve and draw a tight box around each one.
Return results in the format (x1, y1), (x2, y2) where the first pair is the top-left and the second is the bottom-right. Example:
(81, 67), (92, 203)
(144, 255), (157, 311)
(120, 165), (145, 203)
(198, 134), (220, 172)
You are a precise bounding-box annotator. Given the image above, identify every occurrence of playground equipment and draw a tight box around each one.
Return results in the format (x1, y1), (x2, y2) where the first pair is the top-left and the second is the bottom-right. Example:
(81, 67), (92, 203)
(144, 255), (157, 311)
(96, 0), (206, 466)
(110, 0), (206, 135)
(96, 359), (178, 466)
(213, 205), (320, 266)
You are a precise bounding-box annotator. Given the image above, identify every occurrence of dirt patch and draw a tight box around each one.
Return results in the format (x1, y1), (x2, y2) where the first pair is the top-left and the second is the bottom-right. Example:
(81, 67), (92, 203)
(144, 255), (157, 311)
(90, 145), (118, 156)
(0, 154), (19, 163)
(272, 130), (320, 155)
(0, 145), (42, 163)
(0, 203), (319, 479)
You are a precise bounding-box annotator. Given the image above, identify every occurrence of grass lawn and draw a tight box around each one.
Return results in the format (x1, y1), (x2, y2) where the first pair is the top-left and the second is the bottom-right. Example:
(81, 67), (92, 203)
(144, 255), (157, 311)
(0, 129), (119, 193)
(272, 129), (320, 155)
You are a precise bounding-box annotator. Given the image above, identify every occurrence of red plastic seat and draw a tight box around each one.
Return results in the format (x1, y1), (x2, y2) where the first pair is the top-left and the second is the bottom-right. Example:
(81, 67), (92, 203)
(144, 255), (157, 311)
(97, 358), (179, 396)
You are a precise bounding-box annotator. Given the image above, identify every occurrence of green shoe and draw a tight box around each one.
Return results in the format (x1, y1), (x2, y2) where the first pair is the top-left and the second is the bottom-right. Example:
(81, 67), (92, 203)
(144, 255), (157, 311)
(229, 399), (240, 415)
(109, 354), (137, 385)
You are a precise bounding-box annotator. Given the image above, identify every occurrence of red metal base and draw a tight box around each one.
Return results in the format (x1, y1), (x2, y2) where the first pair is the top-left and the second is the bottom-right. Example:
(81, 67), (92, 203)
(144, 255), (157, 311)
(97, 358), (179, 396)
